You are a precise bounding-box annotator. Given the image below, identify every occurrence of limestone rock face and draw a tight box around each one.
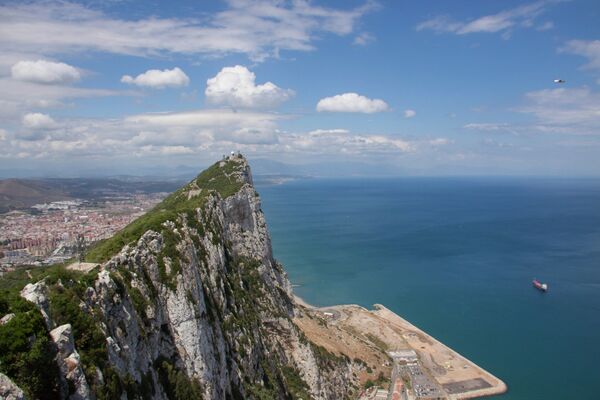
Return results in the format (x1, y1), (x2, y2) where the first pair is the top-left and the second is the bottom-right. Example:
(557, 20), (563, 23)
(0, 313), (15, 325)
(10, 156), (357, 399)
(50, 324), (92, 400)
(0, 372), (25, 400)
(20, 281), (53, 329)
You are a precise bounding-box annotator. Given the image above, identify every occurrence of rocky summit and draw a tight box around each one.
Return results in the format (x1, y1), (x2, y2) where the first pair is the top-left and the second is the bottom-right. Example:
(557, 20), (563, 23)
(0, 155), (360, 400)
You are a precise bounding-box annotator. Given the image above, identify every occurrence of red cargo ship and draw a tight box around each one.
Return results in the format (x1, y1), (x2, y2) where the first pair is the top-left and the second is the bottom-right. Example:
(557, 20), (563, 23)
(533, 279), (548, 292)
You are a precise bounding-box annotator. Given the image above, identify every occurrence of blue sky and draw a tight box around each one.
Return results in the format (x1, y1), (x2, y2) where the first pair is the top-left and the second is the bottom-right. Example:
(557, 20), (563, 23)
(0, 0), (599, 177)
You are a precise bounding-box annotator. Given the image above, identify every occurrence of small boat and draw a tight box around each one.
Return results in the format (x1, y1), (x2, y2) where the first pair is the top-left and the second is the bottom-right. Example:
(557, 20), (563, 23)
(533, 279), (548, 292)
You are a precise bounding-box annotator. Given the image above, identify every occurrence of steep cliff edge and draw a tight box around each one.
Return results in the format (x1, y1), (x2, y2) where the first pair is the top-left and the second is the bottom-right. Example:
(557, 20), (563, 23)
(0, 155), (360, 400)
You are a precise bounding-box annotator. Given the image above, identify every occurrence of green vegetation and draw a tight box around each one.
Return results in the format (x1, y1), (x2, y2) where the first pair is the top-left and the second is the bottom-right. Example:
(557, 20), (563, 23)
(156, 227), (183, 291)
(353, 357), (367, 367)
(112, 266), (150, 321)
(47, 275), (108, 391)
(0, 261), (77, 294)
(0, 264), (94, 324)
(0, 263), (99, 399)
(210, 252), (316, 400)
(94, 367), (155, 400)
(0, 305), (61, 399)
(155, 358), (204, 400)
(86, 158), (246, 263)
(0, 263), (162, 399)
(247, 385), (276, 400)
(364, 372), (388, 389)
(310, 341), (347, 371)
(365, 333), (389, 352)
(365, 372), (390, 389)
(245, 359), (282, 400)
(128, 286), (149, 320)
(0, 263), (133, 398)
(281, 366), (313, 400)
(402, 374), (412, 390)
(220, 256), (267, 335)
(246, 361), (313, 400)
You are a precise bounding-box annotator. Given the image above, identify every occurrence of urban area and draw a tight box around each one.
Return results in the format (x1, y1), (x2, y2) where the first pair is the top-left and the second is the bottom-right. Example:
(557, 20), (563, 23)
(0, 193), (166, 272)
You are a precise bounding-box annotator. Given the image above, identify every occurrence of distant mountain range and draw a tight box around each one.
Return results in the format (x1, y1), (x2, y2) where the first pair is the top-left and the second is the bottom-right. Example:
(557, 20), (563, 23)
(0, 172), (311, 214)
(0, 179), (71, 213)
(0, 178), (185, 214)
(0, 157), (417, 180)
(2, 157), (370, 214)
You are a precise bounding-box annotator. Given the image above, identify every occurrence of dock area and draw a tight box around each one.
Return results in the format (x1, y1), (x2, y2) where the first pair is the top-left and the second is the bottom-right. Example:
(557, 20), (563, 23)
(293, 297), (507, 400)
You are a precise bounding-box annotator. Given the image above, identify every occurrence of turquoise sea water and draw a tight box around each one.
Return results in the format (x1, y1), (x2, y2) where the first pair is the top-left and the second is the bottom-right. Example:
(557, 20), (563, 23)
(256, 177), (600, 400)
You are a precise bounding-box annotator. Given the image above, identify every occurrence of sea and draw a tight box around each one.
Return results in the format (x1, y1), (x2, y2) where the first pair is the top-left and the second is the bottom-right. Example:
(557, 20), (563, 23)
(256, 177), (600, 400)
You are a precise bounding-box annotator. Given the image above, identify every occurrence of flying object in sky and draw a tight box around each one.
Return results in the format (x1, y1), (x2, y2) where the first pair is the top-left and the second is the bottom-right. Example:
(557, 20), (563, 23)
(554, 79), (565, 83)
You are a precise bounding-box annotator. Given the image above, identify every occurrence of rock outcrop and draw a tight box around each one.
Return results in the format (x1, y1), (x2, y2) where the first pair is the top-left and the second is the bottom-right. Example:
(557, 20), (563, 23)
(6, 155), (358, 400)
(0, 372), (25, 400)
(0, 313), (14, 325)
(50, 324), (92, 399)
(20, 281), (53, 329)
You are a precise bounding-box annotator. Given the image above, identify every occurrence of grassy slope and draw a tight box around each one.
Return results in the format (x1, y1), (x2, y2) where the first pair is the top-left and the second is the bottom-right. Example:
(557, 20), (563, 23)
(85, 157), (246, 263)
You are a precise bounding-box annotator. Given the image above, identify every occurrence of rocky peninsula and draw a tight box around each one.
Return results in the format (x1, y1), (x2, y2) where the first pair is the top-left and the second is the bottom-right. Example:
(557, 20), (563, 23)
(0, 155), (506, 399)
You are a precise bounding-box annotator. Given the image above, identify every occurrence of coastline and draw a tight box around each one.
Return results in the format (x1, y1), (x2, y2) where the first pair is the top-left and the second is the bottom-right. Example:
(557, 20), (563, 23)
(293, 294), (314, 309)
(372, 303), (507, 399)
(292, 294), (507, 399)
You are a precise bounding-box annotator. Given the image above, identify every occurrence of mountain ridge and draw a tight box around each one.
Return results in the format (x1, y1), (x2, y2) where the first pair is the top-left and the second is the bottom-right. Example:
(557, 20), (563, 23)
(0, 178), (183, 214)
(0, 154), (360, 399)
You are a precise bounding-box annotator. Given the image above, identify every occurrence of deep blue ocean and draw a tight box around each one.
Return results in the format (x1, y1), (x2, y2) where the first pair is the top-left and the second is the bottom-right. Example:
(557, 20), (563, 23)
(256, 177), (600, 400)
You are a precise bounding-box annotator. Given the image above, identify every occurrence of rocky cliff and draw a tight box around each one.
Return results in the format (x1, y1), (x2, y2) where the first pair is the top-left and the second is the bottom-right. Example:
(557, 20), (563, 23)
(0, 155), (360, 400)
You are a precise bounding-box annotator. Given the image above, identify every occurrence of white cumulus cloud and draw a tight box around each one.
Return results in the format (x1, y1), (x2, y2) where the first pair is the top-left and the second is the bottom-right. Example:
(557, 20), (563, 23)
(404, 109), (416, 118)
(121, 67), (190, 88)
(205, 65), (293, 109)
(11, 60), (80, 84)
(316, 93), (389, 113)
(22, 112), (56, 129)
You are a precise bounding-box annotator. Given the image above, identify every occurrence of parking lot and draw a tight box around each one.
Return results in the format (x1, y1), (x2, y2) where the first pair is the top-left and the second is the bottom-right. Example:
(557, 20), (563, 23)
(399, 364), (446, 399)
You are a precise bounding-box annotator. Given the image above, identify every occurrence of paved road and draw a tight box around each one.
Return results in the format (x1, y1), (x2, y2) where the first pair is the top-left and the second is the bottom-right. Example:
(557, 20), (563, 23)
(386, 363), (400, 400)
